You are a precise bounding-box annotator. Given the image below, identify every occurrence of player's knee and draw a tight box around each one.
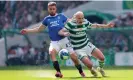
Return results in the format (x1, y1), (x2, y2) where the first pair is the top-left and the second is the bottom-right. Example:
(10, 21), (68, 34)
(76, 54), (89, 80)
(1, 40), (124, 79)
(97, 49), (105, 61)
(99, 55), (105, 61)
(88, 65), (93, 70)
(49, 49), (56, 54)
(86, 62), (93, 69)
(49, 49), (57, 61)
(49, 50), (54, 55)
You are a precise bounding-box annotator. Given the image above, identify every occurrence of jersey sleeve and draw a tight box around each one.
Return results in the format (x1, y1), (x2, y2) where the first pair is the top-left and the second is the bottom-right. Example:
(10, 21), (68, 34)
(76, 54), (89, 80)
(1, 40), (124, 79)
(42, 17), (47, 26)
(61, 13), (68, 23)
(86, 21), (92, 29)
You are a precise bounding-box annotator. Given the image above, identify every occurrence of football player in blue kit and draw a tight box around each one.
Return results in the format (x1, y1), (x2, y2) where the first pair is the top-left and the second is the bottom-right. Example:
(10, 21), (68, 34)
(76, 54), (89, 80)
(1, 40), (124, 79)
(20, 2), (85, 78)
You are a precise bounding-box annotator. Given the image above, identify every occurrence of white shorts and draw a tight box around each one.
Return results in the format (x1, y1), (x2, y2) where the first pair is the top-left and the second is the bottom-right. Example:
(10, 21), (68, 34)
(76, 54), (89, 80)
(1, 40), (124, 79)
(75, 42), (96, 60)
(49, 37), (74, 54)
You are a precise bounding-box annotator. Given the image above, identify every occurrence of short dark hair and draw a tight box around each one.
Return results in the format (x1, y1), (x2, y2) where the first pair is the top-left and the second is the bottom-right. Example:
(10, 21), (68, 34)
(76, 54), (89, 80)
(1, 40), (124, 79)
(48, 2), (56, 6)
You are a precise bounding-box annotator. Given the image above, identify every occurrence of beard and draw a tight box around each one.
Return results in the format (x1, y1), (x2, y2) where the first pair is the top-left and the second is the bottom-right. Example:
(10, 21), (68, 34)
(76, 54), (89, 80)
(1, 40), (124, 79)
(77, 21), (83, 25)
(49, 12), (56, 16)
(78, 21), (83, 24)
(79, 22), (82, 23)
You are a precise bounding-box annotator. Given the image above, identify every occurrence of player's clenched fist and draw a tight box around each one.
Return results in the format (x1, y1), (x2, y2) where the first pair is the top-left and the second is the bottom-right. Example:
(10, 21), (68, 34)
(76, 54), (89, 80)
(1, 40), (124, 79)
(63, 32), (70, 37)
(20, 29), (27, 34)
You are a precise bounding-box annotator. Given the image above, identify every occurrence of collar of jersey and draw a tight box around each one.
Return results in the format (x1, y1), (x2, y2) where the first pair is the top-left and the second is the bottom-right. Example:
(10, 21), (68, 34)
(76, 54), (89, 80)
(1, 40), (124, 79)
(48, 13), (58, 17)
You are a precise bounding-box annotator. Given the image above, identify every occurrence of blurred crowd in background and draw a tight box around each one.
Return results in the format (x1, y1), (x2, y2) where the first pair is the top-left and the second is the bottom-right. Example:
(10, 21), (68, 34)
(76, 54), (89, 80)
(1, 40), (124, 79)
(92, 12), (133, 52)
(0, 1), (133, 65)
(113, 12), (133, 27)
(0, 1), (87, 30)
(90, 32), (129, 52)
(90, 12), (133, 52)
(6, 41), (49, 65)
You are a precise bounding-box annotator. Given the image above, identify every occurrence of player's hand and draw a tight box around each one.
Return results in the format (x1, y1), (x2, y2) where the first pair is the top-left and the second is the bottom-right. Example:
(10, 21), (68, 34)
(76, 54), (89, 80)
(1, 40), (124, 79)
(107, 22), (115, 28)
(63, 32), (70, 36)
(20, 29), (27, 35)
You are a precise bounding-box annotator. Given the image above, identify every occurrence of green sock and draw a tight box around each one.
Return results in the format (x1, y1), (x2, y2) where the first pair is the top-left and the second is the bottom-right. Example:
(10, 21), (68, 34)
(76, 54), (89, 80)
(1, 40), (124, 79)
(99, 61), (105, 68)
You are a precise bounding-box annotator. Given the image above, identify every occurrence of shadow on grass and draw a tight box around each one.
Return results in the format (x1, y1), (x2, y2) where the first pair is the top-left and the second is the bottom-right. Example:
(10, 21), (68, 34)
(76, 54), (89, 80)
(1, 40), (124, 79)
(62, 76), (101, 79)
(61, 76), (110, 79)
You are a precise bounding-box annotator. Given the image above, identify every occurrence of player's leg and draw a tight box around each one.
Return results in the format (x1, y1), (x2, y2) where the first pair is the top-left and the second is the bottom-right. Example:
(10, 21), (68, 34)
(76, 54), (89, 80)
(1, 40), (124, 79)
(81, 57), (98, 77)
(92, 48), (105, 68)
(76, 49), (97, 77)
(69, 51), (85, 77)
(87, 42), (105, 77)
(87, 42), (105, 69)
(90, 43), (105, 77)
(61, 38), (85, 77)
(49, 42), (63, 78)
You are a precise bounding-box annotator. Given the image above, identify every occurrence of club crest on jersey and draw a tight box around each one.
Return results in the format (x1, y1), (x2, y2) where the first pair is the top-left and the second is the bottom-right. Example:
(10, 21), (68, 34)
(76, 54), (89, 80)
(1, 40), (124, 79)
(47, 19), (50, 21)
(57, 16), (60, 19)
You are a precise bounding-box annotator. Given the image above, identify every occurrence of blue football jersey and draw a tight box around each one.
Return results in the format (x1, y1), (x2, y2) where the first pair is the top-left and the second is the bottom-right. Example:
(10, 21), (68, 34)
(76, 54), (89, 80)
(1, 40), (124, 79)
(42, 13), (67, 41)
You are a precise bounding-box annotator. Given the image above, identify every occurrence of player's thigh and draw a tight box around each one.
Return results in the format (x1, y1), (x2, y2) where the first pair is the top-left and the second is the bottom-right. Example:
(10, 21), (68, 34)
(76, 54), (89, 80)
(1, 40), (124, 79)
(75, 48), (88, 60)
(49, 41), (61, 54)
(91, 48), (105, 61)
(86, 42), (96, 56)
(49, 42), (61, 61)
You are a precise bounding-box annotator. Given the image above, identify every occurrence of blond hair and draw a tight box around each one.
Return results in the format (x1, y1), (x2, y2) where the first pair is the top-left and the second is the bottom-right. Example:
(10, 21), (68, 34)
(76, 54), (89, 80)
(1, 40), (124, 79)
(72, 11), (84, 21)
(48, 2), (56, 6)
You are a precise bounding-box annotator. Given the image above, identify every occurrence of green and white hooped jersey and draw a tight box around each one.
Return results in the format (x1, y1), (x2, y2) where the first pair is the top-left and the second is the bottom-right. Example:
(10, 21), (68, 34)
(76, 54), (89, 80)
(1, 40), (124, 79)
(65, 19), (92, 50)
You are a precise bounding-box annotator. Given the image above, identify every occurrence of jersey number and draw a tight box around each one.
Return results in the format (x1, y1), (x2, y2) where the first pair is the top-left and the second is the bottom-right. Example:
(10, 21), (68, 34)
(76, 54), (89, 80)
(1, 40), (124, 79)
(66, 42), (72, 47)
(88, 43), (92, 48)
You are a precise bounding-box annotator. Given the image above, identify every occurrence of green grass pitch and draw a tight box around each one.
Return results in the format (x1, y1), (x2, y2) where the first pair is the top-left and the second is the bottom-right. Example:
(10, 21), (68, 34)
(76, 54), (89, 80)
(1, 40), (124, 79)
(0, 66), (133, 80)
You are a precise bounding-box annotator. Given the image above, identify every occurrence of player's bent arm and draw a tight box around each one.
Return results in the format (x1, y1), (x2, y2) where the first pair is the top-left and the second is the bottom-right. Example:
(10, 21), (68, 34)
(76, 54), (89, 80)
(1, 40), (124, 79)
(58, 28), (70, 37)
(24, 24), (46, 33)
(58, 28), (67, 36)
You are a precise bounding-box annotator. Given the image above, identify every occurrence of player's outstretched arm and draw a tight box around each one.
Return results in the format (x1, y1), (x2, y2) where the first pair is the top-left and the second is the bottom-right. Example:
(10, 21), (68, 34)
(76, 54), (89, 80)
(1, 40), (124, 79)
(58, 28), (70, 37)
(91, 22), (114, 28)
(20, 24), (46, 34)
